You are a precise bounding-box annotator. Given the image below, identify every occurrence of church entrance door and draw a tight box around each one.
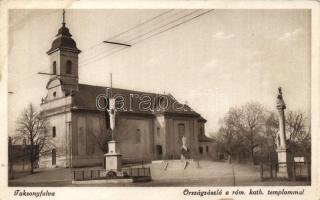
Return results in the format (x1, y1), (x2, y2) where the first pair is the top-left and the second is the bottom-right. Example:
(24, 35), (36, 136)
(52, 149), (56, 165)
(155, 145), (163, 160)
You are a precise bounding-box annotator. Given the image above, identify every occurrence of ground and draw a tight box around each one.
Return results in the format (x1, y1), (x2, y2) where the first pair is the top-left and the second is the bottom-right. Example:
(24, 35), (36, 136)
(8, 161), (310, 187)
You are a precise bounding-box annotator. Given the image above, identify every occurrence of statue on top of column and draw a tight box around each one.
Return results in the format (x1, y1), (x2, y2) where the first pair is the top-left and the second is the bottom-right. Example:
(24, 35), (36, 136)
(277, 87), (286, 110)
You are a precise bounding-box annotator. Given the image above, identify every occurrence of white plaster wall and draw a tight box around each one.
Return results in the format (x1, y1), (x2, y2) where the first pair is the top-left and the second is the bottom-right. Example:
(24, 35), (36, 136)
(117, 116), (153, 163)
(153, 115), (166, 159)
(39, 112), (71, 168)
(71, 112), (105, 167)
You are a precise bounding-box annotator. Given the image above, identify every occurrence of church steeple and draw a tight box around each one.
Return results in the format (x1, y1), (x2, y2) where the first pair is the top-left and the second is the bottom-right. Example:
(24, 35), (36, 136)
(47, 9), (80, 54)
(46, 9), (81, 95)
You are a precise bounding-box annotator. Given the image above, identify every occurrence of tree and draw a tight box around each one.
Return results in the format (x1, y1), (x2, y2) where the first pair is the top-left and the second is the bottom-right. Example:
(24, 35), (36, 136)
(286, 111), (308, 142)
(238, 102), (266, 163)
(15, 103), (53, 174)
(214, 102), (266, 164)
(214, 107), (246, 163)
(285, 111), (311, 160)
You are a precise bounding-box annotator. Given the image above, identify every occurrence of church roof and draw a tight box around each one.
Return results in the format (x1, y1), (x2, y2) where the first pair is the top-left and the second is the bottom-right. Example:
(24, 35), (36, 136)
(198, 134), (214, 142)
(72, 84), (206, 120)
(47, 22), (81, 54)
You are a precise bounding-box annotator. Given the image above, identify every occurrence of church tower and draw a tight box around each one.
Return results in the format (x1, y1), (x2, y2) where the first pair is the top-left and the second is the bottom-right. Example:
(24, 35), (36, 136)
(40, 10), (81, 168)
(46, 10), (81, 98)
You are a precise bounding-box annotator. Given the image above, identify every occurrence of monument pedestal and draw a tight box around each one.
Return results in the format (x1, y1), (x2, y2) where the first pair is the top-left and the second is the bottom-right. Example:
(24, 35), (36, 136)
(104, 140), (122, 171)
(277, 148), (291, 179)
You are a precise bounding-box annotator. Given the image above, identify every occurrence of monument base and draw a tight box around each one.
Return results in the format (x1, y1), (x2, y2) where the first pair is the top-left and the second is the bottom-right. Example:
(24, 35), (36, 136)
(105, 140), (122, 171)
(276, 148), (291, 179)
(104, 153), (122, 171)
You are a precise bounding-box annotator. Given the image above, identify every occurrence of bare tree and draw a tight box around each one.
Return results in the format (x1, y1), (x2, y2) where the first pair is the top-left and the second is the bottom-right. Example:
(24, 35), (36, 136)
(238, 102), (266, 163)
(285, 111), (311, 159)
(286, 111), (307, 142)
(214, 107), (246, 163)
(15, 103), (53, 174)
(216, 102), (311, 165)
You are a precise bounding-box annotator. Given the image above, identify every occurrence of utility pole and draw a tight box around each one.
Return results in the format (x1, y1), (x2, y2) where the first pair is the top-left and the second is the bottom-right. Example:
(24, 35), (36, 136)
(8, 137), (13, 179)
(8, 92), (14, 179)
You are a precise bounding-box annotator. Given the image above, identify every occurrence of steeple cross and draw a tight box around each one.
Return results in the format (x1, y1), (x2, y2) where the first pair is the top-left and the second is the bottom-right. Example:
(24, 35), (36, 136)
(62, 9), (66, 25)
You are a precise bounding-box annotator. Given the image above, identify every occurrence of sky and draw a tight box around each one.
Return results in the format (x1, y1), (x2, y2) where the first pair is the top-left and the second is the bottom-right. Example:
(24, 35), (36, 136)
(8, 9), (311, 137)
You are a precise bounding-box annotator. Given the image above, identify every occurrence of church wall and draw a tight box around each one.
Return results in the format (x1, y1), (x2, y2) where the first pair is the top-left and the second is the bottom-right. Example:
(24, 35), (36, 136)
(166, 117), (197, 159)
(39, 112), (71, 168)
(48, 51), (79, 77)
(165, 118), (174, 158)
(46, 80), (65, 102)
(116, 115), (153, 163)
(71, 111), (105, 167)
(198, 141), (216, 160)
(163, 117), (202, 160)
(168, 118), (193, 159)
(60, 51), (79, 77)
(197, 121), (216, 160)
(49, 51), (60, 75)
(153, 115), (166, 160)
(192, 119), (201, 158)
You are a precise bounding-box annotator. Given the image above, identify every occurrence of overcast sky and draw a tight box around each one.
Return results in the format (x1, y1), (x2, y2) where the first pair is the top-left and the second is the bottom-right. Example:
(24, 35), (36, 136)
(8, 9), (310, 136)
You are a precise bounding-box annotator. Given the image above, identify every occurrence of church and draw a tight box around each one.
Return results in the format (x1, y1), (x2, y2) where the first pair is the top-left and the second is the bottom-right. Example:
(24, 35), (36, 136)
(39, 12), (213, 168)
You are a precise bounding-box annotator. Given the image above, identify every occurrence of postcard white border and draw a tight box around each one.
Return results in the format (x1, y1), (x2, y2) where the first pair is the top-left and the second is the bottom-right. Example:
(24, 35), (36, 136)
(0, 1), (319, 200)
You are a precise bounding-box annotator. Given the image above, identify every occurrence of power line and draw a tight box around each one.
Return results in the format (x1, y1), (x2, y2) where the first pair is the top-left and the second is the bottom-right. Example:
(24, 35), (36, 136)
(80, 10), (203, 66)
(128, 9), (203, 44)
(81, 10), (187, 64)
(12, 9), (213, 86)
(108, 9), (173, 41)
(7, 10), (183, 91)
(81, 9), (212, 67)
(81, 9), (173, 54)
(132, 9), (213, 45)
(81, 10), (199, 66)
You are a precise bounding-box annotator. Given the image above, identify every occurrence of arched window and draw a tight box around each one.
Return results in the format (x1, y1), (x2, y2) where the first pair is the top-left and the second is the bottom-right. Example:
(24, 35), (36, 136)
(156, 145), (162, 155)
(66, 60), (72, 74)
(53, 91), (56, 98)
(52, 61), (56, 74)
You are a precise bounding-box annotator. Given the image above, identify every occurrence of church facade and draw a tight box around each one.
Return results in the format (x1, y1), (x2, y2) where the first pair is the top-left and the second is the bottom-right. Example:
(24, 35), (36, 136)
(39, 14), (212, 168)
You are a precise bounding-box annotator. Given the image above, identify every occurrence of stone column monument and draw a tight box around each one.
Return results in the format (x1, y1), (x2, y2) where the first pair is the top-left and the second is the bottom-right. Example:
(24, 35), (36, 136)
(276, 87), (291, 178)
(104, 98), (122, 171)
